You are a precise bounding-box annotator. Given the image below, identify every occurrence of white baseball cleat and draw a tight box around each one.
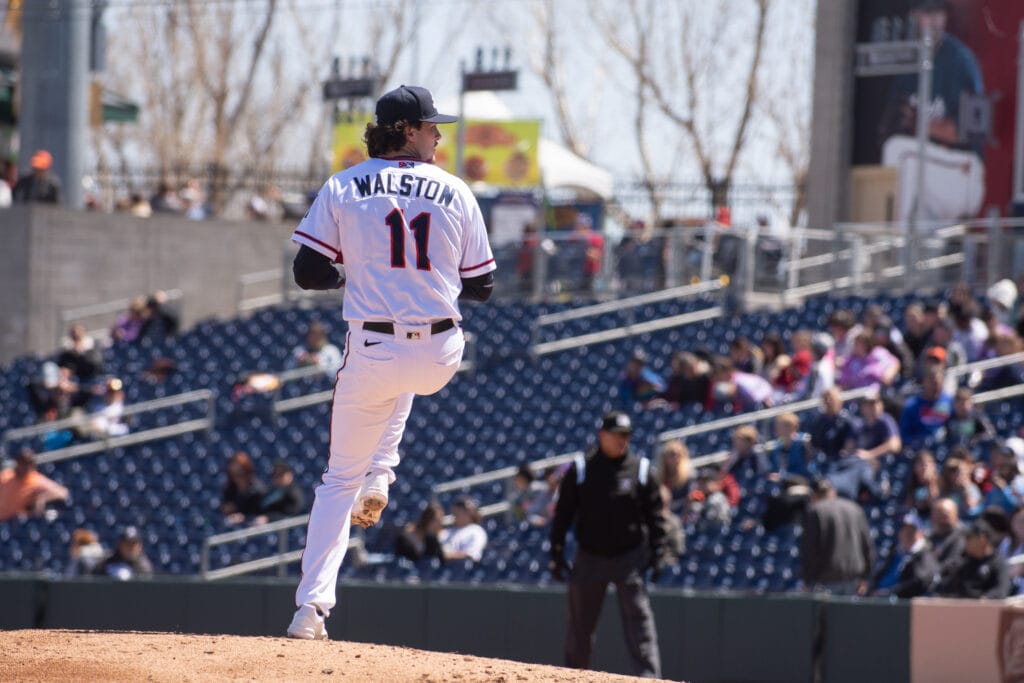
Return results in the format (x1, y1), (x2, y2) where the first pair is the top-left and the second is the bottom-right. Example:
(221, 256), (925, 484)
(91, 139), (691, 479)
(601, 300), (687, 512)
(287, 604), (328, 640)
(350, 473), (389, 528)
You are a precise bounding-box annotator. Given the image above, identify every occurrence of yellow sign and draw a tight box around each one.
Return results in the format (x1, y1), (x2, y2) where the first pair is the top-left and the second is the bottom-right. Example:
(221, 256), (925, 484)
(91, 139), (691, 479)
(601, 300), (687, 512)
(332, 117), (541, 188)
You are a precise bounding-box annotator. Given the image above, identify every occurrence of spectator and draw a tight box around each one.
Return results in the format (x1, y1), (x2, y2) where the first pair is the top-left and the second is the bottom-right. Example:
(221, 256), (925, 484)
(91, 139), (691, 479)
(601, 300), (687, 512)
(0, 157), (12, 207)
(950, 300), (988, 362)
(929, 497), (968, 574)
(110, 297), (148, 344)
(723, 424), (766, 480)
(149, 180), (182, 213)
(510, 464), (549, 525)
(128, 192), (152, 217)
(978, 305), (1015, 360)
(759, 332), (791, 386)
(27, 361), (81, 420)
(828, 392), (900, 501)
(807, 387), (856, 463)
(290, 321), (343, 378)
(656, 439), (692, 516)
(800, 332), (837, 401)
(570, 213), (603, 294)
(944, 387), (995, 449)
(12, 150), (61, 204)
(618, 349), (666, 409)
(220, 451), (268, 525)
(516, 222), (541, 295)
(57, 324), (104, 383)
(440, 496), (488, 562)
(837, 332), (900, 391)
(685, 466), (734, 526)
(987, 278), (1018, 328)
(659, 351), (710, 410)
(870, 512), (940, 599)
(800, 478), (874, 595)
(0, 449), (70, 522)
(922, 319), (968, 383)
(938, 519), (1011, 599)
(67, 528), (106, 576)
(140, 291), (180, 340)
(981, 438), (1024, 513)
(728, 337), (763, 375)
(767, 412), (811, 480)
(394, 501), (445, 563)
(85, 377), (129, 438)
(707, 357), (773, 413)
(826, 310), (861, 363)
(1005, 507), (1024, 594)
(900, 367), (953, 448)
(93, 526), (154, 580)
(906, 450), (941, 519)
(548, 410), (668, 678)
(254, 460), (306, 524)
(902, 302), (932, 362)
(938, 456), (982, 519)
(976, 333), (1024, 392)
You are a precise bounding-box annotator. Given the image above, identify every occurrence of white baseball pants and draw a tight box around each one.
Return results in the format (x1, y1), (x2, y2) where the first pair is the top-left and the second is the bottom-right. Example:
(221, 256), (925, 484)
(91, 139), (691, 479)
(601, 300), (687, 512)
(294, 322), (464, 614)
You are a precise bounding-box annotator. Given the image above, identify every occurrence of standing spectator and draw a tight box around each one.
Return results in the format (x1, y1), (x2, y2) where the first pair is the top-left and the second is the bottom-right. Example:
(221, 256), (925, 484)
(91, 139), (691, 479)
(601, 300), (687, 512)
(290, 321), (343, 379)
(93, 526), (154, 580)
(66, 528), (106, 576)
(394, 501), (445, 562)
(549, 411), (668, 679)
(617, 349), (666, 409)
(220, 451), (268, 525)
(900, 367), (953, 448)
(659, 351), (710, 410)
(938, 519), (1011, 599)
(254, 460), (307, 524)
(870, 512), (940, 598)
(110, 297), (148, 344)
(944, 387), (995, 449)
(570, 213), (603, 295)
(800, 478), (874, 595)
(929, 497), (967, 573)
(12, 150), (61, 204)
(0, 449), (70, 522)
(57, 324), (104, 383)
(906, 450), (941, 519)
(767, 412), (811, 480)
(440, 497), (488, 562)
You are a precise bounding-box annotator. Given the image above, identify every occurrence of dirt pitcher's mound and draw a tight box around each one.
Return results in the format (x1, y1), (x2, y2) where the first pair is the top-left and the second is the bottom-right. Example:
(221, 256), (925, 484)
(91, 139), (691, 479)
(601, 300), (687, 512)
(0, 630), (668, 682)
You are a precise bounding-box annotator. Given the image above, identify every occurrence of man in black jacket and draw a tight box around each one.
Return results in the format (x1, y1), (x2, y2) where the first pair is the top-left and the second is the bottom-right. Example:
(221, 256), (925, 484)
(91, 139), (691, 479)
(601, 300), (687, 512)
(549, 410), (671, 678)
(871, 512), (939, 598)
(800, 478), (874, 594)
(938, 519), (1011, 599)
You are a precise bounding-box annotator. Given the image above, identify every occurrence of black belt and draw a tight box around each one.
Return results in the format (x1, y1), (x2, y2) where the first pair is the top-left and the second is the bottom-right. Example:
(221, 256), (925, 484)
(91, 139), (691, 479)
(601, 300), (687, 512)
(362, 319), (455, 335)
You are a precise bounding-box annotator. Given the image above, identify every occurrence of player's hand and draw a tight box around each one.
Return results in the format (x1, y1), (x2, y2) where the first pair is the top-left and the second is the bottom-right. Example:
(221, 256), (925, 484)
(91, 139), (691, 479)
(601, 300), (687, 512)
(549, 553), (571, 582)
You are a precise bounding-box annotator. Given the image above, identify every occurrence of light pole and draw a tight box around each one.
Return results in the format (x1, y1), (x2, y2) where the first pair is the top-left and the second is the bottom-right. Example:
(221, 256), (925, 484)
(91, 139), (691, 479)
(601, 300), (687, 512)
(456, 46), (518, 179)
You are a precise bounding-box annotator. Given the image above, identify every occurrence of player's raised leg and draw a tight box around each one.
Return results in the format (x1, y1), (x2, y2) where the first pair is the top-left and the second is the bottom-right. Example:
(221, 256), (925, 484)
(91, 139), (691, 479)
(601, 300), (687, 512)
(351, 391), (414, 528)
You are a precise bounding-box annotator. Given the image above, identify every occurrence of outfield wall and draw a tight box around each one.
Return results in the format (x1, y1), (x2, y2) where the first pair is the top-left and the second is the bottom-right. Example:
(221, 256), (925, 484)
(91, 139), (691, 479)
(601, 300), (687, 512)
(0, 576), (925, 682)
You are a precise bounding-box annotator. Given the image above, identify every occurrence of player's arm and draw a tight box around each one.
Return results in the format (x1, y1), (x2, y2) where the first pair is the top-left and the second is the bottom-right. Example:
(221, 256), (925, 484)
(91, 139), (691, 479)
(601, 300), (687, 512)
(293, 245), (345, 290)
(459, 272), (494, 302)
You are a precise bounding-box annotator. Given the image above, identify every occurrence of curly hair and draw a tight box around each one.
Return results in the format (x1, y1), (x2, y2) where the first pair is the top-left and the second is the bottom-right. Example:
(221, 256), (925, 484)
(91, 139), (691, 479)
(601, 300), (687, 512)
(364, 120), (420, 157)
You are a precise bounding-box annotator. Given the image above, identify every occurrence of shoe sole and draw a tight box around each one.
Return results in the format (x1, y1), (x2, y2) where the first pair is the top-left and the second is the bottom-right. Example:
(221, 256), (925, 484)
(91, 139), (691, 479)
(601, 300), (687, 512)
(287, 630), (328, 641)
(351, 494), (387, 529)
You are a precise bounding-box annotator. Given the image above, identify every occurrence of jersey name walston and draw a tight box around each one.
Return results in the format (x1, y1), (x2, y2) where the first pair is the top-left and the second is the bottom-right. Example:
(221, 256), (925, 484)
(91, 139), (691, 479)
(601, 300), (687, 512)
(351, 169), (457, 208)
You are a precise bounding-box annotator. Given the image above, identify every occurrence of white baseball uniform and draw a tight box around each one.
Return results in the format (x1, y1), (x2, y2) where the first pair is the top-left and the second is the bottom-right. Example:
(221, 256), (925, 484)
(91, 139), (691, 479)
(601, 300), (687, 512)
(291, 155), (495, 615)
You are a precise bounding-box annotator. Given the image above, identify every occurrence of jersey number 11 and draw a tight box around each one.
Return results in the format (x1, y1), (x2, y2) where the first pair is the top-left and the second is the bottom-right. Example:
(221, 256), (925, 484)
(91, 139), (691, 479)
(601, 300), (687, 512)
(386, 209), (431, 270)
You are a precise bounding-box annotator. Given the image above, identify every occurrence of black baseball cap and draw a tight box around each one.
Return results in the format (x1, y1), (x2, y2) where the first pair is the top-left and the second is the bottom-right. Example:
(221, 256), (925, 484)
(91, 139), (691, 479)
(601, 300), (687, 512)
(600, 411), (634, 435)
(375, 85), (458, 126)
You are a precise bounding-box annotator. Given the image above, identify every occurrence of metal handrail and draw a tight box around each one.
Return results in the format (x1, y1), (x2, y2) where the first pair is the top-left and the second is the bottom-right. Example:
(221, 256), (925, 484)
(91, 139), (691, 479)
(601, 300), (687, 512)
(32, 419), (213, 465)
(60, 288), (184, 325)
(947, 352), (1024, 379)
(432, 451), (584, 495)
(530, 307), (722, 357)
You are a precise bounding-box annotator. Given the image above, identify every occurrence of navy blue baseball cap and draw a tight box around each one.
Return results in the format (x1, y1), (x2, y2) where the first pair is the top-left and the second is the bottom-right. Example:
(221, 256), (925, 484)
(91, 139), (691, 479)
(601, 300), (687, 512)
(375, 85), (458, 126)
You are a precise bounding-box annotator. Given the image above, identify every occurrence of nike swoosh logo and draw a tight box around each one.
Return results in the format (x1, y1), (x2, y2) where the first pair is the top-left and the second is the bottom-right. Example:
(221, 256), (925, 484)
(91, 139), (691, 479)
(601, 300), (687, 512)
(363, 340), (383, 347)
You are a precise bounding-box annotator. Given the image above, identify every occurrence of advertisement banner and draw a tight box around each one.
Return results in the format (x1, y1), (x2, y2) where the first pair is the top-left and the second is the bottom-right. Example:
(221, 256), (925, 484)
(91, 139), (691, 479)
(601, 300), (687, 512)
(331, 113), (374, 173)
(852, 0), (1024, 221)
(435, 120), (541, 187)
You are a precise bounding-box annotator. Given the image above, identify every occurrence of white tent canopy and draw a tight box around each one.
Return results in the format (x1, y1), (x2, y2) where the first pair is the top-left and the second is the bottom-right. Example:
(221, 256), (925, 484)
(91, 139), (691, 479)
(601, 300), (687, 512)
(437, 92), (614, 200)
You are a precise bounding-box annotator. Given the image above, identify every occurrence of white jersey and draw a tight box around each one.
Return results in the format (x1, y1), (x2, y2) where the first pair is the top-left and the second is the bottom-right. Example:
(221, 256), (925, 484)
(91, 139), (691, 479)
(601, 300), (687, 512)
(292, 157), (496, 324)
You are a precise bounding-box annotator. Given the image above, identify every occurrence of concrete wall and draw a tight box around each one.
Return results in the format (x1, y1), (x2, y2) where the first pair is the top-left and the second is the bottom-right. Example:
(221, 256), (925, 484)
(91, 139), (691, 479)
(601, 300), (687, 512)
(806, 0), (859, 228)
(0, 205), (296, 363)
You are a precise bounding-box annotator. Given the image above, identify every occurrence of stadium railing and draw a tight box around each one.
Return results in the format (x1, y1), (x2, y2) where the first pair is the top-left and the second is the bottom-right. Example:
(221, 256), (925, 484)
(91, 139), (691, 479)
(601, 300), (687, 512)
(58, 288), (184, 346)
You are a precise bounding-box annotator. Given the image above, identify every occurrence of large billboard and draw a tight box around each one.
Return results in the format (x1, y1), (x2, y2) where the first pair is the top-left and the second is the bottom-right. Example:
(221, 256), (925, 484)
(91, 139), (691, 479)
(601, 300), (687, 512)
(853, 0), (1024, 221)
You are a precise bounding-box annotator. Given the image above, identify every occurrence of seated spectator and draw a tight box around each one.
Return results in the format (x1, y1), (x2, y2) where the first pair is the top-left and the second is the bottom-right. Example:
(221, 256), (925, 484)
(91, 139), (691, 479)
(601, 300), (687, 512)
(28, 361), (82, 420)
(919, 321), (967, 393)
(128, 192), (152, 217)
(253, 460), (306, 524)
(618, 348), (666, 409)
(987, 278), (1018, 327)
(1005, 507), (1024, 594)
(526, 464), (568, 527)
(149, 180), (182, 213)
(816, 392), (897, 502)
(872, 321), (915, 383)
(110, 297), (148, 344)
(39, 405), (74, 452)
(981, 438), (1024, 513)
(723, 424), (766, 480)
(728, 337), (763, 375)
(837, 332), (900, 391)
(871, 512), (940, 599)
(906, 450), (941, 519)
(950, 299), (989, 362)
(807, 387), (855, 463)
(140, 291), (180, 340)
(707, 357), (773, 413)
(976, 332), (1024, 393)
(440, 497), (488, 562)
(0, 449), (70, 522)
(685, 466), (735, 527)
(93, 526), (154, 580)
(899, 367), (953, 449)
(220, 451), (268, 525)
(659, 351), (710, 409)
(67, 528), (106, 576)
(394, 501), (445, 562)
(978, 305), (1015, 360)
(827, 310), (859, 364)
(938, 455), (982, 519)
(85, 377), (129, 438)
(929, 497), (968, 575)
(796, 333), (836, 401)
(944, 387), (995, 449)
(57, 324), (104, 383)
(767, 412), (811, 480)
(938, 519), (1010, 599)
(656, 439), (692, 516)
(510, 464), (549, 526)
(290, 322), (343, 378)
(759, 332), (791, 386)
(902, 302), (932, 363)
